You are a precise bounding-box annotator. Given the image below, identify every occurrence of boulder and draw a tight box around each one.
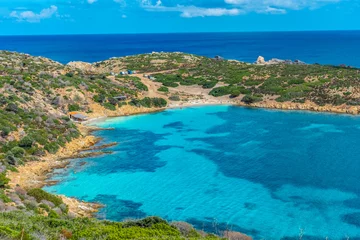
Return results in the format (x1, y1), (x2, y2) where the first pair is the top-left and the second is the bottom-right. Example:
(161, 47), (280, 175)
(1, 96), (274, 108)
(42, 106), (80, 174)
(52, 96), (65, 107)
(52, 207), (63, 215)
(41, 200), (55, 208)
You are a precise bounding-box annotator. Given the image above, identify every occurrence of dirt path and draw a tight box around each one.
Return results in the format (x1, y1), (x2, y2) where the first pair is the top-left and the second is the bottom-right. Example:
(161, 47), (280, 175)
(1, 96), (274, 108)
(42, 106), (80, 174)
(134, 73), (167, 99)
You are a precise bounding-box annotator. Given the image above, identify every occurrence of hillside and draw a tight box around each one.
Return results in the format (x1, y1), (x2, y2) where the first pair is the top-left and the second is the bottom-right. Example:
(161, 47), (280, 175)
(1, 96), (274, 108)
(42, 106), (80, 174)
(1, 50), (360, 239)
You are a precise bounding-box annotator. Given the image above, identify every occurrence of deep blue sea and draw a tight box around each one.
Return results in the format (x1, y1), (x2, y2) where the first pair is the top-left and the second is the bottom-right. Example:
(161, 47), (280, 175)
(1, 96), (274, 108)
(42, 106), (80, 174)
(45, 106), (360, 239)
(1, 31), (360, 66)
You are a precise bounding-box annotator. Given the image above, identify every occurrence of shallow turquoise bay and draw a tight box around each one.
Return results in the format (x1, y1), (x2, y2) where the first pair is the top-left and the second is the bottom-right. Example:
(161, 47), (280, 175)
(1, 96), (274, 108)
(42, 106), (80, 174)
(45, 106), (360, 239)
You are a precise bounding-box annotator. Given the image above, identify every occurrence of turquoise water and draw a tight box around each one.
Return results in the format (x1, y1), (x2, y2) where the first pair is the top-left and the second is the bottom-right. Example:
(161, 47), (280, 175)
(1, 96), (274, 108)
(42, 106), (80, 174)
(45, 106), (360, 239)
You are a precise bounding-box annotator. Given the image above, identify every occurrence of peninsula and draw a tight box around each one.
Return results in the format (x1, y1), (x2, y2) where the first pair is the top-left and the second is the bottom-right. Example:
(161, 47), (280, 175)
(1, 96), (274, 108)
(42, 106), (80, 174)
(1, 50), (359, 239)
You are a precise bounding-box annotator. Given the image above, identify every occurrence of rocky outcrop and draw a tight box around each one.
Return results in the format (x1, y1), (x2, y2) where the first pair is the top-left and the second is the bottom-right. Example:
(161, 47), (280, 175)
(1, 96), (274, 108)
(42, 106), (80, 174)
(67, 61), (96, 73)
(256, 56), (265, 64)
(247, 100), (360, 115)
(255, 56), (306, 65)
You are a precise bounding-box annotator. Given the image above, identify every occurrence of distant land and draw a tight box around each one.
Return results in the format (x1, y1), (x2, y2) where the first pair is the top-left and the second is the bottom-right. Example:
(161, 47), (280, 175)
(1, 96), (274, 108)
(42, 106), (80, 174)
(1, 31), (360, 66)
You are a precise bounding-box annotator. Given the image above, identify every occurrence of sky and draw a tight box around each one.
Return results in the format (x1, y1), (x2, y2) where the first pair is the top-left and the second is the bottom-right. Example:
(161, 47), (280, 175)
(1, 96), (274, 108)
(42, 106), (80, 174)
(0, 0), (359, 35)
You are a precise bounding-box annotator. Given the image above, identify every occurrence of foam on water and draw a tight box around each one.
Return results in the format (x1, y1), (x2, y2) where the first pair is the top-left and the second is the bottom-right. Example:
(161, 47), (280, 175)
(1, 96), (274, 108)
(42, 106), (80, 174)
(45, 106), (360, 239)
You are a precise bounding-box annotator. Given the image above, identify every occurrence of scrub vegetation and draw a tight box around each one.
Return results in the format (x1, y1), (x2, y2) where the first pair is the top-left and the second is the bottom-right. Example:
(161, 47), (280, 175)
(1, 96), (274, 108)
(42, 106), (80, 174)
(1, 50), (358, 239)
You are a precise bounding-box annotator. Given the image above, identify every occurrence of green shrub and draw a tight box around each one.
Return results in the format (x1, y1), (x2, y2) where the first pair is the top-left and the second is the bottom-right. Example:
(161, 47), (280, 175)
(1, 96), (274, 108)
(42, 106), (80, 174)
(158, 86), (169, 92)
(0, 127), (11, 137)
(68, 104), (80, 112)
(11, 147), (25, 158)
(44, 142), (60, 154)
(103, 102), (116, 111)
(39, 203), (51, 212)
(288, 79), (305, 85)
(0, 174), (9, 188)
(202, 81), (217, 89)
(107, 97), (118, 106)
(133, 80), (148, 91)
(242, 95), (263, 104)
(163, 82), (179, 88)
(27, 188), (63, 207)
(18, 136), (33, 148)
(65, 72), (74, 78)
(48, 210), (59, 219)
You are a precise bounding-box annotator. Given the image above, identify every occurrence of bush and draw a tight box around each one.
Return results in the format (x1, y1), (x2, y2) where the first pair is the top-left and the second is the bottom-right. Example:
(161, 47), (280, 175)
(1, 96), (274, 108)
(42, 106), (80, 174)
(68, 104), (80, 112)
(241, 95), (263, 104)
(11, 147), (25, 158)
(130, 98), (167, 108)
(93, 94), (106, 103)
(18, 136), (34, 148)
(27, 189), (63, 207)
(107, 97), (118, 106)
(48, 210), (59, 219)
(65, 72), (74, 78)
(5, 103), (19, 113)
(0, 173), (9, 188)
(158, 86), (169, 92)
(202, 81), (217, 89)
(44, 142), (60, 154)
(103, 103), (116, 111)
(0, 127), (11, 137)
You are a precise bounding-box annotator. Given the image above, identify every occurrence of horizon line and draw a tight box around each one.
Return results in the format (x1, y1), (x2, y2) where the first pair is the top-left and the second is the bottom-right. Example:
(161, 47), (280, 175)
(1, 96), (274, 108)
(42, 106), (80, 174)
(1, 29), (360, 37)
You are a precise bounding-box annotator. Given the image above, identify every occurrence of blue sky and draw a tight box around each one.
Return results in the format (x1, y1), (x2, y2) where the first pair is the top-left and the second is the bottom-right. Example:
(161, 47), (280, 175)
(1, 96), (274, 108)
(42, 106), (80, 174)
(0, 0), (359, 35)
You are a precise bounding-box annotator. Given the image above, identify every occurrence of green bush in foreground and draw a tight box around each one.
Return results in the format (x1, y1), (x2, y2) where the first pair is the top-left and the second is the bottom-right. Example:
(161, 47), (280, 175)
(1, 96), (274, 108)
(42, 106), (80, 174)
(0, 212), (222, 240)
(27, 188), (63, 207)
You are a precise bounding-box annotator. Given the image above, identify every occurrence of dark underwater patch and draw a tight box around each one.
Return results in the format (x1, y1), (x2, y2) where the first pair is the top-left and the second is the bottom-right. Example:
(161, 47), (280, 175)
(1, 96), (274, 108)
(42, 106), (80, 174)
(164, 121), (185, 129)
(94, 194), (147, 221)
(344, 198), (360, 209)
(342, 212), (360, 228)
(188, 106), (360, 198)
(244, 202), (256, 210)
(84, 129), (171, 174)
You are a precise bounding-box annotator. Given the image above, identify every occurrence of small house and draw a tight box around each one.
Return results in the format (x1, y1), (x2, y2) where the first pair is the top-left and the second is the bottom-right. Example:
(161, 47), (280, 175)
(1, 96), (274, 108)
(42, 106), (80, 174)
(114, 95), (127, 101)
(120, 71), (127, 75)
(148, 76), (156, 81)
(127, 70), (134, 75)
(69, 112), (88, 122)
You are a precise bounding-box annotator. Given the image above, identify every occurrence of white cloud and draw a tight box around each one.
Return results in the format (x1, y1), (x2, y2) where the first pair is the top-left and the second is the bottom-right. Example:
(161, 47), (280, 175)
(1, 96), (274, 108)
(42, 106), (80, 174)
(142, 1), (243, 18)
(87, 0), (97, 4)
(180, 6), (242, 18)
(10, 5), (58, 23)
(224, 0), (341, 12)
(141, 0), (342, 17)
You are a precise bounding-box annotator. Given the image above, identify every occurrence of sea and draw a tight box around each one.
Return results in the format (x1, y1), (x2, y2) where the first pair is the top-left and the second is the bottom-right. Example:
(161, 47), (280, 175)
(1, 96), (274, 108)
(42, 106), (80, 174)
(1, 31), (360, 66)
(44, 106), (360, 239)
(3, 31), (360, 239)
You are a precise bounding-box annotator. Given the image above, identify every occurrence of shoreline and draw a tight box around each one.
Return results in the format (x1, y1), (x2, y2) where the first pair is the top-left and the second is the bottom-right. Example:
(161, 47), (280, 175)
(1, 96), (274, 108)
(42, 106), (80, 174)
(6, 99), (360, 218)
